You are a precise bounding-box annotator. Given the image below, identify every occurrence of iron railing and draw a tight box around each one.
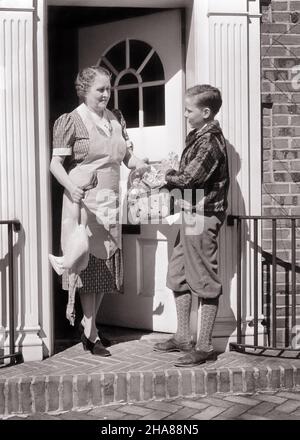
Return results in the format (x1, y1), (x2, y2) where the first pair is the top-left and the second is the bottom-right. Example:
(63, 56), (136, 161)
(0, 220), (23, 366)
(227, 215), (300, 359)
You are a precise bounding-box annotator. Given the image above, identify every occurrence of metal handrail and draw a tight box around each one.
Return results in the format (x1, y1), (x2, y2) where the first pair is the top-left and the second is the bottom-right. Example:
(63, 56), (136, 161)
(227, 214), (300, 358)
(0, 220), (23, 366)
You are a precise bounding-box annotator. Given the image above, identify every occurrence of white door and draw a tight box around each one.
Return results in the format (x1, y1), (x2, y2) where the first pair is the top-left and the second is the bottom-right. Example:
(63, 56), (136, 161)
(78, 10), (184, 332)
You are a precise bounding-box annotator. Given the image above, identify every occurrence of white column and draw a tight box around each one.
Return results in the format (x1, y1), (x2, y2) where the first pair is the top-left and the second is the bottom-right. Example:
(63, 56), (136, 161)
(0, 0), (43, 361)
(191, 0), (262, 350)
(209, 1), (250, 349)
(186, 0), (210, 87)
(247, 0), (264, 343)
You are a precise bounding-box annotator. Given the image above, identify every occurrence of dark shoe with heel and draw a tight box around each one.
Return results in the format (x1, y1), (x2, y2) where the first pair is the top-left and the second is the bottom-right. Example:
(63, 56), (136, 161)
(92, 340), (111, 356)
(153, 338), (193, 353)
(79, 323), (111, 347)
(81, 333), (111, 357)
(174, 349), (217, 367)
(97, 334), (111, 348)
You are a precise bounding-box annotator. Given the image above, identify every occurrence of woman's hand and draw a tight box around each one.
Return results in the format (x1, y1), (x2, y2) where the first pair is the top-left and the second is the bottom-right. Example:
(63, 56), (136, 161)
(80, 171), (98, 191)
(50, 157), (97, 204)
(67, 184), (85, 204)
(123, 150), (151, 173)
(134, 159), (151, 178)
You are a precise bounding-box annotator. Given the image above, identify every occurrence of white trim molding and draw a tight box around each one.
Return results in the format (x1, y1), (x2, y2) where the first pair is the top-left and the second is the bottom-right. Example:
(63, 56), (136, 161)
(0, 1), (43, 361)
(207, 12), (262, 18)
(0, 0), (34, 11)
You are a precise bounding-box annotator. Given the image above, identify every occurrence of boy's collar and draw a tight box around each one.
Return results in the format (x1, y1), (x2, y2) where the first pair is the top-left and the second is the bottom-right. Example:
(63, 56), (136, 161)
(193, 120), (220, 136)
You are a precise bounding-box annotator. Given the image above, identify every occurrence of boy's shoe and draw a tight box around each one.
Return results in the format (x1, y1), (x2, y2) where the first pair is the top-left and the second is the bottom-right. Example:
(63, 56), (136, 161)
(174, 349), (217, 367)
(153, 338), (193, 352)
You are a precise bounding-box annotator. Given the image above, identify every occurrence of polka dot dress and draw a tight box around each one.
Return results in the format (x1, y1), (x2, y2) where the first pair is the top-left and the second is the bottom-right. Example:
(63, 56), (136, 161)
(62, 249), (123, 295)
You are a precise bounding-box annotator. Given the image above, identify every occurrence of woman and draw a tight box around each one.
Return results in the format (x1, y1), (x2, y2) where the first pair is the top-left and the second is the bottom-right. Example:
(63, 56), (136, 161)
(50, 66), (148, 356)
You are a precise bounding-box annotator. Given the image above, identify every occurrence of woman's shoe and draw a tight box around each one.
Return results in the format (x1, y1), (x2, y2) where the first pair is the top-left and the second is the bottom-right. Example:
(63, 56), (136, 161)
(81, 333), (111, 357)
(92, 340), (111, 357)
(81, 332), (92, 351)
(79, 323), (111, 347)
(97, 334), (111, 348)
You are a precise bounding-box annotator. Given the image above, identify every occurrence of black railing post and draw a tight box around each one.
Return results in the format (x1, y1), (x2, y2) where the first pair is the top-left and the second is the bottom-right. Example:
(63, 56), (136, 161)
(272, 218), (277, 347)
(0, 220), (22, 366)
(8, 223), (15, 358)
(237, 217), (242, 344)
(291, 218), (296, 345)
(254, 219), (258, 347)
(229, 214), (300, 358)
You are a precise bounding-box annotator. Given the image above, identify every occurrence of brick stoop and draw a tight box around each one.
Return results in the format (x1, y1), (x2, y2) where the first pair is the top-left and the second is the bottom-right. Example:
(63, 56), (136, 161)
(1, 331), (300, 416)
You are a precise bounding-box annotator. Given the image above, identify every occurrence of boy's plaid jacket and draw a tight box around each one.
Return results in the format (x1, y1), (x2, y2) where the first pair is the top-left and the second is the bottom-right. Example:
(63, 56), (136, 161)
(165, 120), (230, 214)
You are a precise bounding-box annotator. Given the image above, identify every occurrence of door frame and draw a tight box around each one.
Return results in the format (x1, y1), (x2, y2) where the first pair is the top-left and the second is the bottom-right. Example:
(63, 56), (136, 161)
(37, 0), (262, 354)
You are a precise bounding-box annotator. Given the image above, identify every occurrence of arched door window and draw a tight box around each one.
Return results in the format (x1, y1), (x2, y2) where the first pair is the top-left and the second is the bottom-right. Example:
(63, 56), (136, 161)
(98, 39), (165, 128)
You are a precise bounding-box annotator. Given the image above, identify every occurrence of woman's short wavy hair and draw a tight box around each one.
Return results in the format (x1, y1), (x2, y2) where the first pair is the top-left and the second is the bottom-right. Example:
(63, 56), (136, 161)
(75, 66), (112, 99)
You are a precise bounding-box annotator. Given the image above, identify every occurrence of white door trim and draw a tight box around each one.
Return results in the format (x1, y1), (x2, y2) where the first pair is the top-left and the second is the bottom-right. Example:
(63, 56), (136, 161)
(36, 0), (53, 356)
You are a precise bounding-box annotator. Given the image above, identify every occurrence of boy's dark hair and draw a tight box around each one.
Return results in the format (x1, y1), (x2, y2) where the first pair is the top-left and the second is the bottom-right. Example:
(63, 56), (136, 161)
(186, 84), (222, 116)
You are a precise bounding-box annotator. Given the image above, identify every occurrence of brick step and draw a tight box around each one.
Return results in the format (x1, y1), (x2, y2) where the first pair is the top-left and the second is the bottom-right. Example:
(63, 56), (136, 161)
(1, 363), (300, 416)
(1, 338), (300, 416)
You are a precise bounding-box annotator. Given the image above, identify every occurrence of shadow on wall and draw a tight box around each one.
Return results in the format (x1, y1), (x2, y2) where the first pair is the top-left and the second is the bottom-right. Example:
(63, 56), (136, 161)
(209, 139), (246, 352)
(0, 226), (23, 356)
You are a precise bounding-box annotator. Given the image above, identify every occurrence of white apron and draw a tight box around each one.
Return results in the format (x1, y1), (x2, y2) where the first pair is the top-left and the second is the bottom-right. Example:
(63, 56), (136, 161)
(61, 103), (127, 324)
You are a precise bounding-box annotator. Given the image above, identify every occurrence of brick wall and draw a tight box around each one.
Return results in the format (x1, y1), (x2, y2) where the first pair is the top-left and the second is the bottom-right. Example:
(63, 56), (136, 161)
(261, 0), (300, 345)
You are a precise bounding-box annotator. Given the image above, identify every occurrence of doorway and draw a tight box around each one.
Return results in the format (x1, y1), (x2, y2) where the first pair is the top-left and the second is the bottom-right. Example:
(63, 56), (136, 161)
(48, 5), (185, 345)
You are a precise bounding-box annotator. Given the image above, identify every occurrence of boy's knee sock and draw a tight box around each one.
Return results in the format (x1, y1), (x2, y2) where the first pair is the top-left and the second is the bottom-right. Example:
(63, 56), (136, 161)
(174, 291), (192, 343)
(196, 297), (219, 352)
